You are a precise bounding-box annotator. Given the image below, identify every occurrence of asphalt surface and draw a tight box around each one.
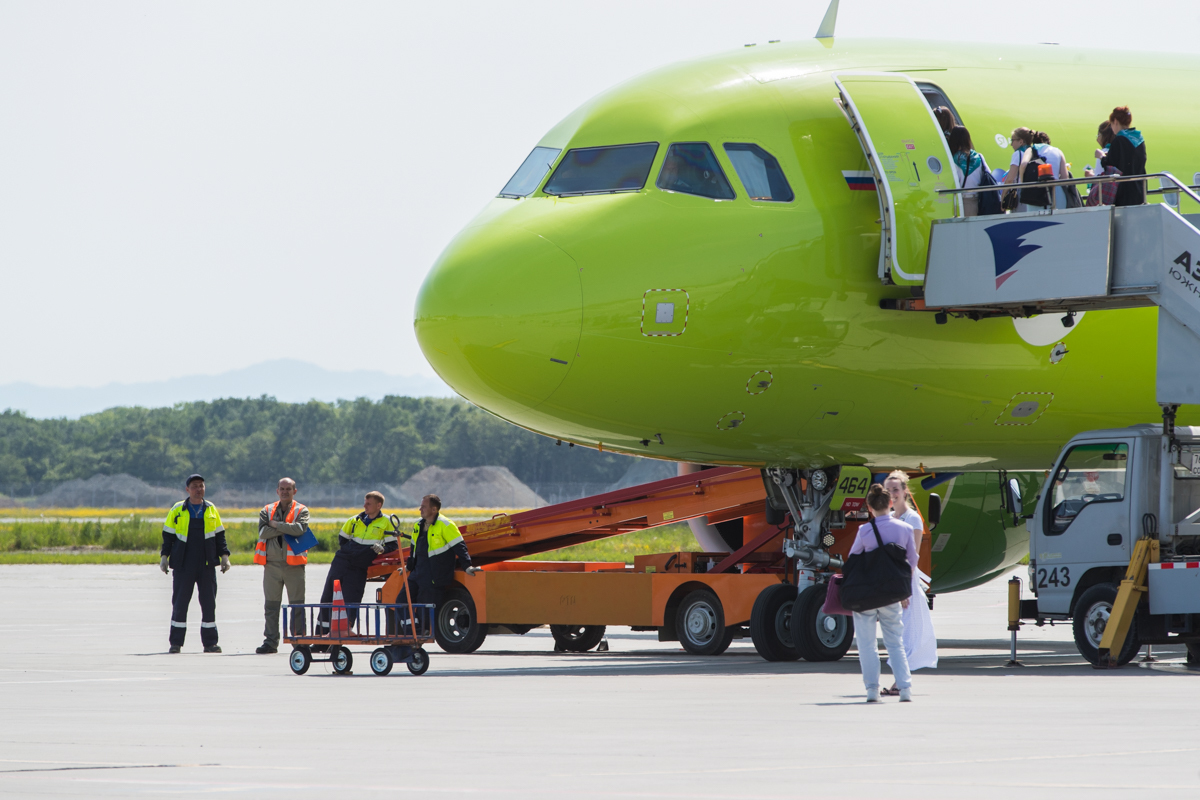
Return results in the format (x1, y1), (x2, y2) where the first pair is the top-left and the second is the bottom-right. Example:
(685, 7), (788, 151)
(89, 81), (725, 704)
(1, 564), (1199, 798)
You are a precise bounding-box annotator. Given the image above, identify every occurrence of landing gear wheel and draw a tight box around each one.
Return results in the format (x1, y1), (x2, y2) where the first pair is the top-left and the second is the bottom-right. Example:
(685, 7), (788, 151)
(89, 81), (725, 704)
(289, 646), (311, 675)
(676, 590), (734, 656)
(436, 587), (488, 654)
(1072, 583), (1139, 666)
(550, 625), (606, 652)
(407, 648), (430, 675)
(370, 647), (394, 676)
(791, 583), (854, 662)
(750, 583), (801, 662)
(331, 645), (354, 675)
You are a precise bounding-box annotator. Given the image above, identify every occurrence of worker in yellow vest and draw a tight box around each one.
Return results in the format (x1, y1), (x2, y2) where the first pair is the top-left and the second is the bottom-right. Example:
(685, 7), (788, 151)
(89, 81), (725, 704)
(399, 493), (476, 616)
(255, 477), (309, 654)
(160, 474), (230, 653)
(316, 490), (398, 636)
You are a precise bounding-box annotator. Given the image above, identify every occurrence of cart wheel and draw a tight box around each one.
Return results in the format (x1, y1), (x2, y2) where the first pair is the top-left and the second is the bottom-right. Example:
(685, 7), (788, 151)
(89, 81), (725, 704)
(549, 625), (606, 653)
(331, 645), (354, 675)
(749, 583), (801, 662)
(289, 646), (311, 676)
(407, 648), (430, 676)
(370, 648), (394, 676)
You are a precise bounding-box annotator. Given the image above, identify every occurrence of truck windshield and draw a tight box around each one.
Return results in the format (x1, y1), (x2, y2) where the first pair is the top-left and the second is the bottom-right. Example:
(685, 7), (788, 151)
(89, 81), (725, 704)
(1047, 442), (1128, 534)
(543, 143), (659, 196)
(499, 146), (562, 198)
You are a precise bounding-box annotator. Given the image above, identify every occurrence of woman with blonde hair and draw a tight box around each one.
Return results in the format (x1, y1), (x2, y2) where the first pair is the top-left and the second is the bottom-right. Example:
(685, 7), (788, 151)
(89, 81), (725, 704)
(882, 470), (938, 694)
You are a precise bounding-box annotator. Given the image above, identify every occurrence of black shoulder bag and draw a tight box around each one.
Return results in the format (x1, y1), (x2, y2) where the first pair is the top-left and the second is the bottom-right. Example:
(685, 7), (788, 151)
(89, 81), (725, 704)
(838, 518), (913, 612)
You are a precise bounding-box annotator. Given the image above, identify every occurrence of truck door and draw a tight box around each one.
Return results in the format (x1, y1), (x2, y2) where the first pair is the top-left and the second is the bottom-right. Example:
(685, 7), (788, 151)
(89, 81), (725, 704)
(834, 73), (956, 286)
(1033, 440), (1133, 615)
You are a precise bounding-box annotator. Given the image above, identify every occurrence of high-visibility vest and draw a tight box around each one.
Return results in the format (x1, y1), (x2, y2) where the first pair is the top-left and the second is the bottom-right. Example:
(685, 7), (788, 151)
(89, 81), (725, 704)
(406, 515), (464, 557)
(254, 501), (309, 566)
(163, 501), (224, 543)
(339, 513), (396, 546)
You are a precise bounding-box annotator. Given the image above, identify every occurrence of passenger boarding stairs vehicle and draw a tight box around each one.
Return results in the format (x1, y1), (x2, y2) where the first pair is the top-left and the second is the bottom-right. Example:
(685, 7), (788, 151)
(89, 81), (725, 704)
(839, 71), (1200, 666)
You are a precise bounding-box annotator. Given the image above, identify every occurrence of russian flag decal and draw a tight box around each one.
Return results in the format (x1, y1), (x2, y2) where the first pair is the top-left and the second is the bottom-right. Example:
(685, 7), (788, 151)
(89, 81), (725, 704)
(842, 170), (876, 191)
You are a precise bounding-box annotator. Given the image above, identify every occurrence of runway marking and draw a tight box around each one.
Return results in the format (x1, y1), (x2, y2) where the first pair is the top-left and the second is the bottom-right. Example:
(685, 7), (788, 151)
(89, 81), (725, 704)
(0, 762), (211, 774)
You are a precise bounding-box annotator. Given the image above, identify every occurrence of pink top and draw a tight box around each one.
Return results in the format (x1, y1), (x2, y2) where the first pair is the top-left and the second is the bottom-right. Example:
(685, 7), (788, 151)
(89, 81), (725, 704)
(849, 515), (919, 568)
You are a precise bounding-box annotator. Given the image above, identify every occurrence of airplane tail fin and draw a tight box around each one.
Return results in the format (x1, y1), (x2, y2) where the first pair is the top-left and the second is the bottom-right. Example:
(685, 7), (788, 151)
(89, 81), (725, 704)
(815, 0), (839, 39)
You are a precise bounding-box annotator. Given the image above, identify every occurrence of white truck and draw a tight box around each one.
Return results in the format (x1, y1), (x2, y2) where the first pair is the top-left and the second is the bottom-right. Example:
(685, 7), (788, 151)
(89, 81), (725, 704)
(1021, 422), (1200, 666)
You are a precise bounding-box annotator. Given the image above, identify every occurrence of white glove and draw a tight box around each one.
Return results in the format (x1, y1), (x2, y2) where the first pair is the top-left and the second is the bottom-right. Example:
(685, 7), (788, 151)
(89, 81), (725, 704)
(372, 542), (385, 554)
(220, 554), (231, 573)
(160, 556), (169, 574)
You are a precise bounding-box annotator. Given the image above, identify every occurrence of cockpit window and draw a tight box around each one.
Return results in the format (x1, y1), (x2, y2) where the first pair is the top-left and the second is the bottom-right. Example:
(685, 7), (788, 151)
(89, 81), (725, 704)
(543, 143), (659, 196)
(723, 144), (794, 202)
(656, 143), (735, 200)
(499, 146), (562, 198)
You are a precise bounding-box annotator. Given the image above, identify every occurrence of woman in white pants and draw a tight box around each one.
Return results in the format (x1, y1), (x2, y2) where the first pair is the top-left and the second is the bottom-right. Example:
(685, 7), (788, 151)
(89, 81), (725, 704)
(849, 484), (919, 702)
(882, 471), (938, 695)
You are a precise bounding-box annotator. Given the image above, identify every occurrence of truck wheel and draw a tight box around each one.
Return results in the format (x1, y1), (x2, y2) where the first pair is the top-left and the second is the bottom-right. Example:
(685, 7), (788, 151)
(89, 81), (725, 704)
(435, 587), (488, 654)
(1072, 583), (1139, 666)
(550, 625), (606, 652)
(749, 583), (801, 662)
(791, 583), (854, 662)
(676, 590), (734, 655)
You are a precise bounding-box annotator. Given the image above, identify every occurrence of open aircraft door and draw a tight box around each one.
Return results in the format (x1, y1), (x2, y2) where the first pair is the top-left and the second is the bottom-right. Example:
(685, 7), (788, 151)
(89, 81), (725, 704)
(835, 73), (956, 286)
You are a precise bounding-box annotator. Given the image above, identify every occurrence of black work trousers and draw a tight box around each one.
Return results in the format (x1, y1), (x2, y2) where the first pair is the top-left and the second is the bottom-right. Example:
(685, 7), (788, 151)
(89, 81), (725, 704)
(392, 578), (442, 638)
(317, 555), (368, 633)
(170, 560), (218, 647)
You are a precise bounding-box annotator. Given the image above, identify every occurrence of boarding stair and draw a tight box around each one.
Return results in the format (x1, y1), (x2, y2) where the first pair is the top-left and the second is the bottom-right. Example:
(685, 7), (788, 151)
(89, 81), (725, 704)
(908, 173), (1200, 406)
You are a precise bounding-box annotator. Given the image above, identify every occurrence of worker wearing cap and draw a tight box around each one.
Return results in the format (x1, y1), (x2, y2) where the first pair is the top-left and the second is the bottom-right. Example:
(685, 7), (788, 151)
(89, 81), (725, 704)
(400, 494), (476, 615)
(160, 474), (230, 653)
(316, 490), (398, 635)
(255, 477), (309, 655)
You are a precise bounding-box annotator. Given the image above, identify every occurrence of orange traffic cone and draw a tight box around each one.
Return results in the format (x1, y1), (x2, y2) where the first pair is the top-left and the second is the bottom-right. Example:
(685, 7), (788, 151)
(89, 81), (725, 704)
(330, 579), (350, 636)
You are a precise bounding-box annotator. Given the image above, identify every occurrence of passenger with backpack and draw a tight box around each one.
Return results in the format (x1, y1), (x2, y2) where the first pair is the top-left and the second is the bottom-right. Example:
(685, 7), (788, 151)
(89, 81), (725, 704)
(840, 484), (919, 703)
(1031, 131), (1079, 208)
(948, 126), (997, 216)
(1002, 127), (1053, 212)
(1098, 106), (1147, 206)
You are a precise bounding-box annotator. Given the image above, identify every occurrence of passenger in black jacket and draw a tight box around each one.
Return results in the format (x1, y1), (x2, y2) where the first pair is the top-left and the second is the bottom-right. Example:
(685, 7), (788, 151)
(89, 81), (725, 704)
(1099, 106), (1146, 206)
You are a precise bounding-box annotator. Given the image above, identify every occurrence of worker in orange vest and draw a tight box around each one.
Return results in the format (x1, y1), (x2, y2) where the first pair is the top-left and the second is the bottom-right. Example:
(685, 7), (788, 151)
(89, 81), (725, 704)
(255, 477), (310, 654)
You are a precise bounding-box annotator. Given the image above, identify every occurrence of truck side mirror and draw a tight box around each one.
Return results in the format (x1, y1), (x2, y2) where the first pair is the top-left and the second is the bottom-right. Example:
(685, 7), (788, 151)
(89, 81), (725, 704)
(927, 493), (942, 530)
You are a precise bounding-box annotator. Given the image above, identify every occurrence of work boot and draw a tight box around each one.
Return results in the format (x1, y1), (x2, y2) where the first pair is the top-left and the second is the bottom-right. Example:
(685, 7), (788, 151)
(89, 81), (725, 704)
(255, 644), (277, 655)
(168, 645), (181, 654)
(203, 645), (222, 653)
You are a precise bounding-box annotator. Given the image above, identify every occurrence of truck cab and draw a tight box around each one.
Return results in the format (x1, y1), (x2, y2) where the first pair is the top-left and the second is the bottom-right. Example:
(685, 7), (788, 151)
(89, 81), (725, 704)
(1027, 425), (1200, 665)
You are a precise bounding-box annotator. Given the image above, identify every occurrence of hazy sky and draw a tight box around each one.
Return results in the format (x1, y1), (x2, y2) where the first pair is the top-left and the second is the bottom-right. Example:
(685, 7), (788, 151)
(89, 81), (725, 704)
(2, 1), (1196, 389)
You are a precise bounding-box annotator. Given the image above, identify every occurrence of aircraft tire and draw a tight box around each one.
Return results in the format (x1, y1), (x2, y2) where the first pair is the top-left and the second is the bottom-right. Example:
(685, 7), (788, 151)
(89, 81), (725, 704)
(1072, 583), (1138, 666)
(749, 583), (801, 662)
(435, 587), (488, 654)
(791, 583), (854, 662)
(550, 625), (606, 652)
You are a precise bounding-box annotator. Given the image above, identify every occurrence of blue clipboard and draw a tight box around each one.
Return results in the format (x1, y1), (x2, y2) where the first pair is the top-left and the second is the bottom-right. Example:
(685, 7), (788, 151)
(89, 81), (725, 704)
(284, 527), (318, 555)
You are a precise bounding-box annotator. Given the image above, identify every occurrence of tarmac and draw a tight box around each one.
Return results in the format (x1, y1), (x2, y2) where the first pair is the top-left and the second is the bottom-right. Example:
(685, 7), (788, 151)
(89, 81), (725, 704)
(2, 563), (1199, 798)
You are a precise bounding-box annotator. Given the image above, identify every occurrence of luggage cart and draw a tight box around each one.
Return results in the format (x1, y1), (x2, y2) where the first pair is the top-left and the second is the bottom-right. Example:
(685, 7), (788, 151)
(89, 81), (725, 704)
(283, 565), (435, 676)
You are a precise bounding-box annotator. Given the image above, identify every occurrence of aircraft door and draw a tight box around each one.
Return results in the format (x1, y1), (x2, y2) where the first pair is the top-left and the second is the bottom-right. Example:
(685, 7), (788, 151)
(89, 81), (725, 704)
(835, 73), (956, 286)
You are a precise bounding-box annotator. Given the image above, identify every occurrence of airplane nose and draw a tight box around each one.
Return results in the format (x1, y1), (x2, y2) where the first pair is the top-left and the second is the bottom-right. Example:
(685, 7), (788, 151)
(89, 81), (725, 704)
(414, 224), (581, 412)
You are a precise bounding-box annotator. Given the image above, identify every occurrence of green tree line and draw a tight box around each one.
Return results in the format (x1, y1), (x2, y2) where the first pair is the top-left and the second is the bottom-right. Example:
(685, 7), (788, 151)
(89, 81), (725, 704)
(0, 397), (631, 488)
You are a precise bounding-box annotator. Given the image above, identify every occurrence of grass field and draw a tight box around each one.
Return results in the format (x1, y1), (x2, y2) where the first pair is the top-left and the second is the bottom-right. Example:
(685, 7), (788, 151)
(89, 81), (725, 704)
(0, 517), (702, 565)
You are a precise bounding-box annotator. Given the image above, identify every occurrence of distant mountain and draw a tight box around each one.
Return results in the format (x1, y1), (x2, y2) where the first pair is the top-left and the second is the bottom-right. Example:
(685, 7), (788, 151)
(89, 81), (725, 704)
(0, 359), (457, 419)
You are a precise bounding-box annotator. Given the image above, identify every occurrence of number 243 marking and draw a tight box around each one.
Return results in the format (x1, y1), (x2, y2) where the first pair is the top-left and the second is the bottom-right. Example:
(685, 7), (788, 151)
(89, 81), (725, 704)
(1037, 566), (1071, 589)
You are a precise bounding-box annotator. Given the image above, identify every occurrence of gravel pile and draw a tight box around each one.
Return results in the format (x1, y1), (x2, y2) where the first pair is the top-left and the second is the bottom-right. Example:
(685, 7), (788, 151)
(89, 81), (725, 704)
(397, 466), (546, 508)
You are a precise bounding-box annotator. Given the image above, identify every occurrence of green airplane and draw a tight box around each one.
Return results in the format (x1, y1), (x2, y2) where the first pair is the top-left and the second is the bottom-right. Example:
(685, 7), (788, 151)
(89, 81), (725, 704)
(413, 19), (1200, 593)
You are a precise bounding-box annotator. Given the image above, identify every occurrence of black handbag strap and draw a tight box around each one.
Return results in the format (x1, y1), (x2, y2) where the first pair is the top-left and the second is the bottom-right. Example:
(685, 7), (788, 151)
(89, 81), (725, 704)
(869, 517), (885, 549)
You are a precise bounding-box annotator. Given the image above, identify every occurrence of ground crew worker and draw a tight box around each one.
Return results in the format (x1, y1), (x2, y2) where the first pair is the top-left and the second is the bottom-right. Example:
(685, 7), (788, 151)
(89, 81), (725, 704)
(400, 494), (475, 615)
(316, 490), (398, 635)
(160, 474), (230, 653)
(255, 477), (309, 654)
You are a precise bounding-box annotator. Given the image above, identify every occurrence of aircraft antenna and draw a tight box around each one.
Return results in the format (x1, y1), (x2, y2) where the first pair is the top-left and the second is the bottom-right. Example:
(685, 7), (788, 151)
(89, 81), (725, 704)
(815, 0), (839, 38)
